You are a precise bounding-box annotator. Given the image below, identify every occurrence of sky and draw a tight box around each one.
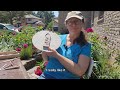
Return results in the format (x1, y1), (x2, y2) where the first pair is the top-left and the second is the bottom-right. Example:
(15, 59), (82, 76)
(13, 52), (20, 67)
(33, 11), (59, 17)
(53, 11), (59, 17)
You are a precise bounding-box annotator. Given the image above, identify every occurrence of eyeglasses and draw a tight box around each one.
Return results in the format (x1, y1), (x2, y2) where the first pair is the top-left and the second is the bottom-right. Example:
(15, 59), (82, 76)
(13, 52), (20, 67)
(67, 20), (82, 26)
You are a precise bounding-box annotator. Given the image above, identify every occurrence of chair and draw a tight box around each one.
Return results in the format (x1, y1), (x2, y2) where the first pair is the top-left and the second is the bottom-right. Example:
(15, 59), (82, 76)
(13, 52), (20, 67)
(83, 59), (94, 79)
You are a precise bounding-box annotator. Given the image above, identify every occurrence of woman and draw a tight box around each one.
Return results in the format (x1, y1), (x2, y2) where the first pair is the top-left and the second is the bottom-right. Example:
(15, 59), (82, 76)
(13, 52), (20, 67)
(39, 11), (91, 79)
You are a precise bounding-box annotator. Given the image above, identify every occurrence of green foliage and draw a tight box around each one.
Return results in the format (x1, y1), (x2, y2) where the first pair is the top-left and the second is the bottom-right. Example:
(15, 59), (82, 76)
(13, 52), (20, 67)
(115, 52), (120, 65)
(36, 60), (45, 71)
(46, 21), (53, 30)
(32, 11), (55, 27)
(20, 45), (33, 60)
(0, 11), (32, 24)
(0, 31), (15, 52)
(13, 25), (36, 49)
(88, 32), (120, 79)
(56, 32), (61, 35)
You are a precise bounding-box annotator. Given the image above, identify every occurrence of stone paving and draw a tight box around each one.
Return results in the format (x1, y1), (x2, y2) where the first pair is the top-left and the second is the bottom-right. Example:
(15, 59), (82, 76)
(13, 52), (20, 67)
(21, 58), (39, 79)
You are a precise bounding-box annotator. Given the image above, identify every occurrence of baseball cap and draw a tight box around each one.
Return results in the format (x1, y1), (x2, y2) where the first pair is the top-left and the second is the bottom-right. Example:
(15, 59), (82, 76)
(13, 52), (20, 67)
(65, 11), (84, 22)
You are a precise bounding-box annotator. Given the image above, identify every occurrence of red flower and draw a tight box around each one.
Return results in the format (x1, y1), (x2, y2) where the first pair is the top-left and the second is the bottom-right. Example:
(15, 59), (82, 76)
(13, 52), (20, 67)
(16, 48), (21, 51)
(34, 66), (42, 76)
(44, 61), (48, 67)
(12, 32), (16, 35)
(86, 28), (94, 33)
(23, 44), (28, 48)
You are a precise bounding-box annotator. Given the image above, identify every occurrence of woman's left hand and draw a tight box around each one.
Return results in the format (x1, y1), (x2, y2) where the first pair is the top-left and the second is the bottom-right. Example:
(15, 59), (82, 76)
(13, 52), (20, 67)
(43, 47), (59, 58)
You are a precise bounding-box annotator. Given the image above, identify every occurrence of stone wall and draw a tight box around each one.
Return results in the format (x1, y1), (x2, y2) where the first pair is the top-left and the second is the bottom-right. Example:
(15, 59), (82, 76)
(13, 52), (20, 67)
(92, 11), (120, 56)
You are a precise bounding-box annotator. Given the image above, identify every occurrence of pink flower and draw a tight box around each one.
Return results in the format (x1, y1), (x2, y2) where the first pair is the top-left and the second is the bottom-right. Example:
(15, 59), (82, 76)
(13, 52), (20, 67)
(86, 28), (94, 33)
(23, 44), (28, 48)
(44, 61), (48, 67)
(16, 48), (21, 51)
(34, 66), (42, 76)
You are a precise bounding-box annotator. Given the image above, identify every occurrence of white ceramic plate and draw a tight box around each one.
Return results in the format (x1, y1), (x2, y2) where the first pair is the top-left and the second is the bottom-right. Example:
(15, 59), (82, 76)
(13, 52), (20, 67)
(32, 31), (61, 51)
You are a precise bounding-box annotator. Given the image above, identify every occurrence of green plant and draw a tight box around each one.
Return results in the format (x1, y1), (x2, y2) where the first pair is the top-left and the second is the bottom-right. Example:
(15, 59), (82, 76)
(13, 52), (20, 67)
(0, 30), (17, 52)
(36, 26), (43, 31)
(20, 45), (33, 60)
(56, 32), (61, 35)
(46, 21), (53, 30)
(88, 32), (120, 79)
(115, 52), (120, 65)
(36, 60), (45, 71)
(13, 26), (36, 49)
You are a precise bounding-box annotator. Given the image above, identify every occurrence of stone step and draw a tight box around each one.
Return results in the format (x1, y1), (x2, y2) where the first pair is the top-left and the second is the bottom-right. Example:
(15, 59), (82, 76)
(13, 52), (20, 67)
(27, 66), (40, 79)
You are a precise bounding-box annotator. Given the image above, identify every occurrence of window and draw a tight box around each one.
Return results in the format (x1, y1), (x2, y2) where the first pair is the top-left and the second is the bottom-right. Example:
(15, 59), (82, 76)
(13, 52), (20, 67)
(91, 11), (95, 26)
(97, 11), (104, 24)
(98, 11), (104, 20)
(0, 25), (4, 29)
(28, 18), (32, 21)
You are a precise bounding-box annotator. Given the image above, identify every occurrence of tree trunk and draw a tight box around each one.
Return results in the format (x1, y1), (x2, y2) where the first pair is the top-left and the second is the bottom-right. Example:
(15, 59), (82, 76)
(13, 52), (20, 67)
(10, 17), (13, 25)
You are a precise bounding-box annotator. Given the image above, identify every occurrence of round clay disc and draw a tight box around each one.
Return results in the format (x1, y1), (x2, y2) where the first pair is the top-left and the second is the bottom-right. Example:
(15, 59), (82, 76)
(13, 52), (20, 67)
(32, 31), (61, 51)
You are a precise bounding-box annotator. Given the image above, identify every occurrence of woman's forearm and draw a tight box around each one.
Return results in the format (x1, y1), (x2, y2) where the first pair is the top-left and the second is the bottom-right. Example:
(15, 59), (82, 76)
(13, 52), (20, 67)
(55, 53), (84, 77)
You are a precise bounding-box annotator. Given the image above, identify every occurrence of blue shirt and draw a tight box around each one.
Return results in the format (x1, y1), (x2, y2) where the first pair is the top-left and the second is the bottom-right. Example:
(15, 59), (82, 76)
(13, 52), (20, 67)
(43, 34), (91, 79)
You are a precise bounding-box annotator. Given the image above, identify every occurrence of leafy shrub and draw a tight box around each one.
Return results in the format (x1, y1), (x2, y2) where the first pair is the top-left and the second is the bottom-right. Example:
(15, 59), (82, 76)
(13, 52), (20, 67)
(88, 32), (120, 79)
(20, 44), (33, 60)
(0, 31), (15, 52)
(13, 26), (36, 49)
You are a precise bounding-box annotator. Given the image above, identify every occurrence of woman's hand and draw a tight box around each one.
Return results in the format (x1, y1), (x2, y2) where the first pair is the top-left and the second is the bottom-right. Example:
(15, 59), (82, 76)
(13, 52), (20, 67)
(42, 47), (59, 58)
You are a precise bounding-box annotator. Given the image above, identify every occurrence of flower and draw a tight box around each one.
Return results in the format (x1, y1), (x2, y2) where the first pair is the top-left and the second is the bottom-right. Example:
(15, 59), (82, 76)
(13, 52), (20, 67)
(16, 48), (21, 51)
(12, 32), (16, 35)
(44, 61), (48, 67)
(23, 44), (28, 48)
(34, 66), (42, 76)
(86, 28), (94, 33)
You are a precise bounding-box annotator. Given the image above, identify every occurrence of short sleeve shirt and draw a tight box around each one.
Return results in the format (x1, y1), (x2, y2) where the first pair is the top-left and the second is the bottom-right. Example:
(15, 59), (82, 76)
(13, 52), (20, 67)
(43, 34), (91, 79)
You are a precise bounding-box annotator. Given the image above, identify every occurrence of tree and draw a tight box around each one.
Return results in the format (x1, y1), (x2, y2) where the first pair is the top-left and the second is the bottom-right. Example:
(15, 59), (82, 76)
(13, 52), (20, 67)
(44, 11), (55, 27)
(32, 11), (55, 28)
(0, 11), (32, 24)
(46, 21), (53, 30)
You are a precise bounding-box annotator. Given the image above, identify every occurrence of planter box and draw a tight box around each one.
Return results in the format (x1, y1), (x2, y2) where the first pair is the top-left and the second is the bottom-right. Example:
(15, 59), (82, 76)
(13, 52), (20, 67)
(21, 58), (36, 71)
(0, 51), (20, 60)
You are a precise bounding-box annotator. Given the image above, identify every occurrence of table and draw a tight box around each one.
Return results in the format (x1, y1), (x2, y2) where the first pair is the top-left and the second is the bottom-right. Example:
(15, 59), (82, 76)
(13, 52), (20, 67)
(0, 58), (30, 79)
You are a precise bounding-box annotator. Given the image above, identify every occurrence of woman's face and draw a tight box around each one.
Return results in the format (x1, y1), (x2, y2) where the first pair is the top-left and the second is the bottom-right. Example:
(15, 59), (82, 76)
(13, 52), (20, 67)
(66, 17), (83, 34)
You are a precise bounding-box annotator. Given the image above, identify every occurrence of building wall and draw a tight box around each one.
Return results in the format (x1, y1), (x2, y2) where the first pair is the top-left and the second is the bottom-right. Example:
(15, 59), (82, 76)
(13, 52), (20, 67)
(92, 11), (120, 54)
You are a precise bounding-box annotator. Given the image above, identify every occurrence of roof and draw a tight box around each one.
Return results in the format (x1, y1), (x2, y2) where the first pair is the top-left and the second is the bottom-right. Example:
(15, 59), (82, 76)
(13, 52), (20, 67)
(35, 21), (45, 25)
(25, 14), (41, 19)
(54, 18), (58, 23)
